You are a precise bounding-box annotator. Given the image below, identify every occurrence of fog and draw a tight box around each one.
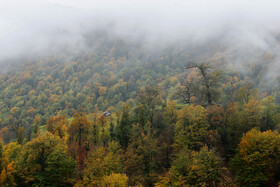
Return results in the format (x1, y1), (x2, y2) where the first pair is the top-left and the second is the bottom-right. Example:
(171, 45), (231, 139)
(1, 0), (280, 72)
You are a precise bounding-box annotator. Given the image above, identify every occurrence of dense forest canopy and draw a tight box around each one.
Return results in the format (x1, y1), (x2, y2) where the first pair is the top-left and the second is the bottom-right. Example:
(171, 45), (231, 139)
(0, 31), (279, 128)
(1, 0), (280, 186)
(0, 31), (279, 186)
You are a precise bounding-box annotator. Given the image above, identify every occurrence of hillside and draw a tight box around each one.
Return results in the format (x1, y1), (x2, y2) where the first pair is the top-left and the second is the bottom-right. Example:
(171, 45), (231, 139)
(0, 33), (280, 186)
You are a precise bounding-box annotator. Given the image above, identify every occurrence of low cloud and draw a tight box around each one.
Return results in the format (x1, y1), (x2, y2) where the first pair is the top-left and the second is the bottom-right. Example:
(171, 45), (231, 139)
(1, 0), (280, 76)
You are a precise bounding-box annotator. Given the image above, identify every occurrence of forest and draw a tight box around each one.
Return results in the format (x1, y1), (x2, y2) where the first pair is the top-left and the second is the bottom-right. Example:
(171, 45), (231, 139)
(0, 30), (280, 187)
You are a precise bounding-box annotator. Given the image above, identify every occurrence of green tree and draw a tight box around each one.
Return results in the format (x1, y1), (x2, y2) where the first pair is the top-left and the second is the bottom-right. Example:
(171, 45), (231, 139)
(260, 96), (278, 131)
(174, 105), (210, 151)
(163, 100), (177, 126)
(116, 104), (131, 149)
(80, 144), (124, 186)
(32, 123), (39, 138)
(17, 127), (24, 145)
(16, 132), (75, 186)
(125, 123), (161, 186)
(237, 83), (258, 104)
(137, 86), (161, 124)
(225, 102), (244, 157)
(156, 146), (223, 186)
(242, 98), (262, 131)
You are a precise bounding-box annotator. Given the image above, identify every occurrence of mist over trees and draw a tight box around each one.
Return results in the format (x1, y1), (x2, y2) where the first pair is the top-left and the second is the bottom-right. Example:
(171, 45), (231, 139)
(1, 0), (280, 186)
(0, 32), (279, 186)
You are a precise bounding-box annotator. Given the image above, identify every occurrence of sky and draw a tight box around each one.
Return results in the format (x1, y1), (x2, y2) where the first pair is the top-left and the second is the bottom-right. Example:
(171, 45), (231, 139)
(1, 0), (280, 62)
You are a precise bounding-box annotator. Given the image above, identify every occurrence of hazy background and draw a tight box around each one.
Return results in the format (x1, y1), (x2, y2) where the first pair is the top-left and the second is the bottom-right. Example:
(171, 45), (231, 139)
(1, 0), (280, 71)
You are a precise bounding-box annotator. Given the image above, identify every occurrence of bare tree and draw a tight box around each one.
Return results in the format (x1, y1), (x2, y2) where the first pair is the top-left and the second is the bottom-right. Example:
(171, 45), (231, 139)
(186, 62), (223, 105)
(182, 77), (198, 104)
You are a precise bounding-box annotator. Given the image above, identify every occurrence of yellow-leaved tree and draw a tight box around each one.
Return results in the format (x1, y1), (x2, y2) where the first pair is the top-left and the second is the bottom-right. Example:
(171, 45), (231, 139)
(231, 129), (280, 186)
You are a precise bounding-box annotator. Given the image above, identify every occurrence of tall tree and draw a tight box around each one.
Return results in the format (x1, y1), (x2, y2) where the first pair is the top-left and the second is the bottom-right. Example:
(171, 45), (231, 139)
(174, 105), (210, 151)
(186, 62), (223, 105)
(242, 98), (262, 131)
(125, 122), (161, 186)
(47, 113), (68, 140)
(156, 146), (224, 186)
(137, 86), (161, 124)
(80, 144), (124, 186)
(225, 102), (244, 157)
(68, 112), (90, 175)
(237, 83), (258, 104)
(163, 100), (177, 126)
(181, 76), (198, 104)
(116, 104), (131, 149)
(231, 129), (280, 186)
(16, 132), (75, 186)
(17, 127), (24, 145)
(260, 96), (278, 131)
